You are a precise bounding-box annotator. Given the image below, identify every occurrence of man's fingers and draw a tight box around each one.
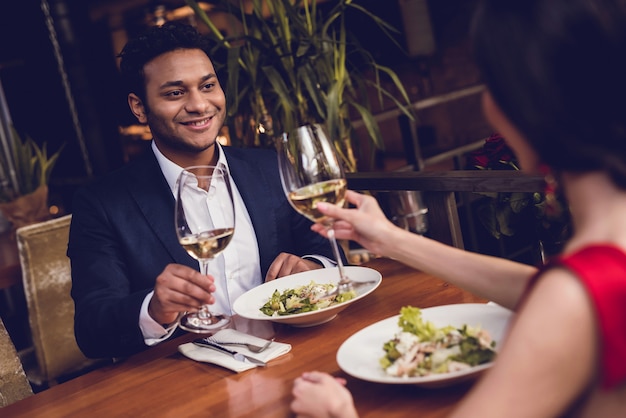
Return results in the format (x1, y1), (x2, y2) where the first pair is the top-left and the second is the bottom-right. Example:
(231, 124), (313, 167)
(265, 252), (298, 281)
(153, 263), (216, 309)
(265, 253), (322, 281)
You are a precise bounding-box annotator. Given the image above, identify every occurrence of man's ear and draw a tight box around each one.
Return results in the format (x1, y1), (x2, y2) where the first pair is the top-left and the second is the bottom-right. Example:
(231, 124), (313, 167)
(128, 93), (147, 123)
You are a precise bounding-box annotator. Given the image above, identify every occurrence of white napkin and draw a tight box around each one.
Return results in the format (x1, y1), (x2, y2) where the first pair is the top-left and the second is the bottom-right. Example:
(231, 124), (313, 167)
(178, 329), (291, 373)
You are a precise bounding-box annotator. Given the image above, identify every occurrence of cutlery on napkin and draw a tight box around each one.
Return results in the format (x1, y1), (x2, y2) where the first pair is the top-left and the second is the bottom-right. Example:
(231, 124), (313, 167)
(178, 329), (291, 372)
(192, 338), (268, 367)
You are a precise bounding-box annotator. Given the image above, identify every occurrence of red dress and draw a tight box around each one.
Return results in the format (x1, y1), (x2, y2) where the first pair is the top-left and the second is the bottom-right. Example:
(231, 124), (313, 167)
(527, 245), (626, 389)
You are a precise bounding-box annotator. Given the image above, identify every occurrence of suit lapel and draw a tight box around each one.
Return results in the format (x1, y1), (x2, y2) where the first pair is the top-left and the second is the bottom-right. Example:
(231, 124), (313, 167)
(223, 148), (278, 272)
(125, 151), (198, 270)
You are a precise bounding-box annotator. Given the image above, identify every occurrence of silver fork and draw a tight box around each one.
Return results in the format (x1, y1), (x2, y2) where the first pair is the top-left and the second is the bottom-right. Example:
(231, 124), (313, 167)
(207, 337), (274, 353)
(317, 279), (378, 301)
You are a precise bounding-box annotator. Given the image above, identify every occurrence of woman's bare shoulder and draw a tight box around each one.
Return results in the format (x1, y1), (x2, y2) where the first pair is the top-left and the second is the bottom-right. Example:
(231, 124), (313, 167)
(580, 384), (626, 417)
(450, 266), (599, 416)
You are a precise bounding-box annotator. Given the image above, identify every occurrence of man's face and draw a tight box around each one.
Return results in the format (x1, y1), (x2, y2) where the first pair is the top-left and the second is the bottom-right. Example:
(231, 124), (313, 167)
(133, 48), (226, 164)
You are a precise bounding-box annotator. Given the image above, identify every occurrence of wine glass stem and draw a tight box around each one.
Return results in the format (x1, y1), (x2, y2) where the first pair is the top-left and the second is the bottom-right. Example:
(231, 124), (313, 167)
(326, 226), (348, 285)
(198, 259), (212, 320)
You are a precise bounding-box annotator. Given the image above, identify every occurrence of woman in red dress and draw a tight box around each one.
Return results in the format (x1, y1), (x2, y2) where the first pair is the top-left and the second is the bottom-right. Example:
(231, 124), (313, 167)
(291, 0), (626, 416)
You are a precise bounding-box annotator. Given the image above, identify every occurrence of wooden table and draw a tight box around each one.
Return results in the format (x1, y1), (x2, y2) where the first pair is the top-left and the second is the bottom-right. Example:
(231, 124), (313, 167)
(2, 257), (486, 417)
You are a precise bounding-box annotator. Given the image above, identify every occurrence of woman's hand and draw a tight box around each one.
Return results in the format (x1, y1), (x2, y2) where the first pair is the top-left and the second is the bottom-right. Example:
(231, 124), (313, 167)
(311, 190), (399, 258)
(291, 371), (359, 418)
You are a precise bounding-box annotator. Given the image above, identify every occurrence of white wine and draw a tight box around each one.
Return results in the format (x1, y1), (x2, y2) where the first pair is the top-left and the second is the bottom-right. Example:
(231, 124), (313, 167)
(288, 179), (347, 223)
(180, 228), (234, 260)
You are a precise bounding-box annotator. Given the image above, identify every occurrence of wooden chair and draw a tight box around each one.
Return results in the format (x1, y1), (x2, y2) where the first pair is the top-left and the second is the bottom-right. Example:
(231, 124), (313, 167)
(0, 316), (32, 407)
(16, 215), (101, 387)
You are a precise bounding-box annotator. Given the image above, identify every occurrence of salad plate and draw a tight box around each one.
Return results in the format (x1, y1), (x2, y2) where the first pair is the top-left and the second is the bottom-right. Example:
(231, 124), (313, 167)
(336, 303), (513, 388)
(232, 266), (382, 327)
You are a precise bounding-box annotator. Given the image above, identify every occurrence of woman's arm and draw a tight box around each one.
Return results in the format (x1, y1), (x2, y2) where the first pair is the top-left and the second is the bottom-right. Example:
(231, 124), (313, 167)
(313, 191), (537, 309)
(383, 229), (535, 309)
(450, 268), (595, 417)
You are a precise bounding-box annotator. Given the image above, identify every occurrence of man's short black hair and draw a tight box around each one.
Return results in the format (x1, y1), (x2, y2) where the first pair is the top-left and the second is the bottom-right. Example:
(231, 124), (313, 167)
(118, 22), (214, 101)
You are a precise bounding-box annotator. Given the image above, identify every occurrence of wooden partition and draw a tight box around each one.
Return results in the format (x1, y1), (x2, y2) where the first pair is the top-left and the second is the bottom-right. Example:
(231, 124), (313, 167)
(346, 170), (544, 249)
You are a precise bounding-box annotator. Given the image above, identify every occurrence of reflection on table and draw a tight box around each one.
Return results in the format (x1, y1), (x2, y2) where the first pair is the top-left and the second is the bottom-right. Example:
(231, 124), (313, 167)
(2, 257), (487, 417)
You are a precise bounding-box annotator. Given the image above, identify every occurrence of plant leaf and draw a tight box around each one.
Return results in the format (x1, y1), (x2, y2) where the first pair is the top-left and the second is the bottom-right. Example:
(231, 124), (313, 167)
(187, 0), (414, 171)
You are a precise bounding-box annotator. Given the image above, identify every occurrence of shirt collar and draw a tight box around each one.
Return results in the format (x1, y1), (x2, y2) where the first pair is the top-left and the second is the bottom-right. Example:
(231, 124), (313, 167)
(151, 140), (230, 196)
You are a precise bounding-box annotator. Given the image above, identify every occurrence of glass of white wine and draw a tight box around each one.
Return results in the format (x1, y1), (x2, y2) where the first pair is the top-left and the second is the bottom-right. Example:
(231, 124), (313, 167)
(175, 165), (234, 332)
(277, 123), (357, 295)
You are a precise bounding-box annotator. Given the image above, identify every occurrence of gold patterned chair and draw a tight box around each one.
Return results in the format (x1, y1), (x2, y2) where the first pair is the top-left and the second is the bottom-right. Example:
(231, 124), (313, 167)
(16, 215), (100, 386)
(0, 316), (32, 407)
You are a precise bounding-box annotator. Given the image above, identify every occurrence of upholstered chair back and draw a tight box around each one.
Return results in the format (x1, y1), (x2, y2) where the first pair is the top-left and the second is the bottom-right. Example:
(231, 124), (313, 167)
(16, 214), (97, 385)
(0, 316), (32, 407)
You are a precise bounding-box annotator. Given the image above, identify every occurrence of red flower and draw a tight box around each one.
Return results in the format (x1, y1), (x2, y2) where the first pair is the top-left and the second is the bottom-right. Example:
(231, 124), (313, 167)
(469, 153), (490, 169)
(466, 133), (518, 170)
(466, 133), (570, 242)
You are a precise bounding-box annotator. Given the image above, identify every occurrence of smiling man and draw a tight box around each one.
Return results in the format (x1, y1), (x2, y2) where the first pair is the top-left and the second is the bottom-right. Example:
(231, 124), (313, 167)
(68, 22), (341, 359)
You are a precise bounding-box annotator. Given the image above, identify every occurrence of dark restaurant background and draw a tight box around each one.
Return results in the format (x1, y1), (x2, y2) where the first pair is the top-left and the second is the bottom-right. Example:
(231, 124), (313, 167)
(0, 0), (487, 214)
(4, 1), (539, 374)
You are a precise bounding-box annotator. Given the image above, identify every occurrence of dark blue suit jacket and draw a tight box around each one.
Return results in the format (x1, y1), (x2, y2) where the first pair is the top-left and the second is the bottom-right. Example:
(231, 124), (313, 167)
(68, 145), (338, 359)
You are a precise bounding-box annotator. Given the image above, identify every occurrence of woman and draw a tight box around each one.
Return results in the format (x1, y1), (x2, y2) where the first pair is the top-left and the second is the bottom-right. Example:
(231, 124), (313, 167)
(291, 0), (626, 416)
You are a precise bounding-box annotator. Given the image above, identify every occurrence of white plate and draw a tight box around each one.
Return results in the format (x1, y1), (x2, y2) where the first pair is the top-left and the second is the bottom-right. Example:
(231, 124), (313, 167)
(336, 303), (513, 388)
(233, 266), (382, 327)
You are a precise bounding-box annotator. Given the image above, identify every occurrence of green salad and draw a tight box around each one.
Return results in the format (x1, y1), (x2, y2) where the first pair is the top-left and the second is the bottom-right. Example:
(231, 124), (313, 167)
(380, 306), (496, 377)
(260, 281), (356, 316)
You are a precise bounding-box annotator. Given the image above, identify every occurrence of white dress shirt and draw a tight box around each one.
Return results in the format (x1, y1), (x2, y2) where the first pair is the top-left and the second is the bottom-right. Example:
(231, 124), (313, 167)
(140, 141), (333, 344)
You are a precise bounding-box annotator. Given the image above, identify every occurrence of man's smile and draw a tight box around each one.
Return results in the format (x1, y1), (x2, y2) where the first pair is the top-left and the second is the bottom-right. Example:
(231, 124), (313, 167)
(181, 117), (212, 127)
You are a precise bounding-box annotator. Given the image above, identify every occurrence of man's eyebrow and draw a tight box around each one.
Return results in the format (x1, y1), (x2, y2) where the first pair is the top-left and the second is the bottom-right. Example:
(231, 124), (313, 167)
(200, 73), (217, 83)
(159, 73), (216, 89)
(159, 80), (184, 89)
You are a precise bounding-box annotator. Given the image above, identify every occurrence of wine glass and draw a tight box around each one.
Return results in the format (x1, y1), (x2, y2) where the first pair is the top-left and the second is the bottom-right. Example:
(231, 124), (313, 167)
(175, 165), (234, 333)
(277, 124), (370, 297)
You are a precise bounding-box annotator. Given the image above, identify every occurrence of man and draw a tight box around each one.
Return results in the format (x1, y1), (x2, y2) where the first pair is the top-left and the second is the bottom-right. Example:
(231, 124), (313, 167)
(68, 22), (340, 359)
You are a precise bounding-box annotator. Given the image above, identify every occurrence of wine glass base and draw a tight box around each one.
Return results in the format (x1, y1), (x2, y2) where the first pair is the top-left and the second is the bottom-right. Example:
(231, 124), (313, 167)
(179, 313), (231, 333)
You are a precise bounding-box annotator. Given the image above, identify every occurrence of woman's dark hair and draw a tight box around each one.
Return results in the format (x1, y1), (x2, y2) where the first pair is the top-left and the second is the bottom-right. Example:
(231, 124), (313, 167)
(471, 0), (626, 188)
(118, 22), (214, 102)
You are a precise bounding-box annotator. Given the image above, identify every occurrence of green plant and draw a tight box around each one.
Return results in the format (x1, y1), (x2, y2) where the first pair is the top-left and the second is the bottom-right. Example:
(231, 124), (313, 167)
(466, 133), (570, 241)
(186, 0), (414, 172)
(0, 126), (63, 202)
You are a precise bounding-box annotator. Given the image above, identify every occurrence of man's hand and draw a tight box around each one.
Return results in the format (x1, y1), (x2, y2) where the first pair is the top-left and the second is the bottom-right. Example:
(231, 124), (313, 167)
(265, 252), (323, 282)
(148, 263), (215, 325)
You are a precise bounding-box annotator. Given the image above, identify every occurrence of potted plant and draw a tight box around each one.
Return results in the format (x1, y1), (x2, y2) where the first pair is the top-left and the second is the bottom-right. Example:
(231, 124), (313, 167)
(465, 133), (571, 259)
(186, 0), (414, 172)
(0, 126), (63, 231)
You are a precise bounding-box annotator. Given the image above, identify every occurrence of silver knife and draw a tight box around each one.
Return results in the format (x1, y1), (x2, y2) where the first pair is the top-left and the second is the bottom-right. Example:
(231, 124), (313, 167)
(193, 338), (267, 367)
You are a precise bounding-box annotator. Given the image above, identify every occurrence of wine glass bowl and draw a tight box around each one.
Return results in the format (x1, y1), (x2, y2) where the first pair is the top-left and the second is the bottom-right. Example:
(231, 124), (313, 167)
(277, 124), (360, 296)
(175, 165), (235, 333)
(287, 179), (347, 225)
(179, 228), (234, 260)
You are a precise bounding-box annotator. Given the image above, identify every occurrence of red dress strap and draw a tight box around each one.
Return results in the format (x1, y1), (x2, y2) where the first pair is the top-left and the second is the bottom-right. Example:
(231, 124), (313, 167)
(531, 245), (626, 389)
